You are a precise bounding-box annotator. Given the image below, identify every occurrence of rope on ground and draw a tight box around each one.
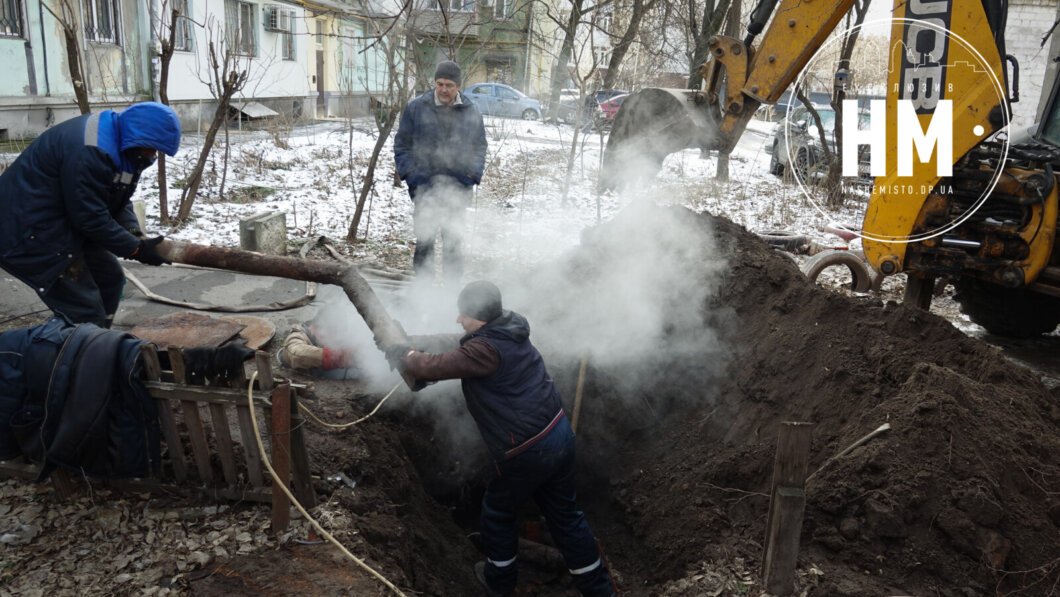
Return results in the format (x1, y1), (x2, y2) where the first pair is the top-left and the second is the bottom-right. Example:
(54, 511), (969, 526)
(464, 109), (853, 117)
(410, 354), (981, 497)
(298, 383), (401, 430)
(245, 371), (408, 597)
(123, 267), (316, 312)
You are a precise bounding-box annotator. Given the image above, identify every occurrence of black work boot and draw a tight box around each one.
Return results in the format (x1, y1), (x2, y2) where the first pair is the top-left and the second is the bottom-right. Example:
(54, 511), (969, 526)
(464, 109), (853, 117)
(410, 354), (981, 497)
(474, 561), (507, 597)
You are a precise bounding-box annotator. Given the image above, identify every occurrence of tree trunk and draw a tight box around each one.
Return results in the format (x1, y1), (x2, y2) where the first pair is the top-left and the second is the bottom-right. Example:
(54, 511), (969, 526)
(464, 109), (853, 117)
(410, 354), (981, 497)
(348, 109), (397, 242)
(602, 0), (658, 90)
(156, 7), (180, 224)
(687, 0), (731, 90)
(714, 0), (740, 181)
(547, 0), (586, 121)
(825, 0), (872, 208)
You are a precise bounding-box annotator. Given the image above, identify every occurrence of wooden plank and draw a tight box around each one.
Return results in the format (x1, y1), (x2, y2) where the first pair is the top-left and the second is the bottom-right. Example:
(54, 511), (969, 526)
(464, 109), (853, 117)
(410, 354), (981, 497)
(237, 404), (266, 488)
(255, 352), (275, 391)
(156, 399), (188, 483)
(139, 344), (162, 380)
(145, 383), (254, 405)
(763, 487), (808, 595)
(289, 390), (316, 508)
(170, 348), (214, 484)
(50, 469), (77, 498)
(107, 478), (272, 503)
(209, 403), (238, 487)
(761, 422), (814, 596)
(270, 383), (292, 534)
(141, 345), (189, 482)
(772, 421), (813, 487)
(0, 459), (41, 480)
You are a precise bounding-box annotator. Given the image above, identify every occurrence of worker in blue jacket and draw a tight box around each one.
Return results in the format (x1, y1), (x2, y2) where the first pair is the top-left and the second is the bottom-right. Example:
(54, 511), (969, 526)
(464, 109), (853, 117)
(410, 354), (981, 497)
(0, 102), (182, 328)
(393, 60), (487, 282)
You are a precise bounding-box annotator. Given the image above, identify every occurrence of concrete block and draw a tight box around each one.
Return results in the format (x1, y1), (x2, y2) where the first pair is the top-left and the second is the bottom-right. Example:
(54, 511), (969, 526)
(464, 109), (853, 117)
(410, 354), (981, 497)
(131, 200), (147, 233)
(239, 211), (287, 255)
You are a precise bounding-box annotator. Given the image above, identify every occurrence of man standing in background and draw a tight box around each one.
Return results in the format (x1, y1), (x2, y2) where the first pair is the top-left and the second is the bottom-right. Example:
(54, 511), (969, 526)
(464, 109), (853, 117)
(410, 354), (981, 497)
(394, 60), (488, 283)
(0, 102), (181, 328)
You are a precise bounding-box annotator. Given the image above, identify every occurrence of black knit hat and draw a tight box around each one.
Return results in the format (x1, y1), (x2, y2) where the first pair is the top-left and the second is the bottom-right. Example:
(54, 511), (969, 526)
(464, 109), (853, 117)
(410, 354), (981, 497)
(434, 60), (462, 86)
(458, 280), (503, 323)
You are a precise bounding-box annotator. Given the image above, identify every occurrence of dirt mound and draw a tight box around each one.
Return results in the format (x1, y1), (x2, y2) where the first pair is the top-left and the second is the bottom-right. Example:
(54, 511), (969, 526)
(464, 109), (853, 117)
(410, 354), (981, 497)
(575, 207), (1060, 595)
(190, 204), (1060, 596)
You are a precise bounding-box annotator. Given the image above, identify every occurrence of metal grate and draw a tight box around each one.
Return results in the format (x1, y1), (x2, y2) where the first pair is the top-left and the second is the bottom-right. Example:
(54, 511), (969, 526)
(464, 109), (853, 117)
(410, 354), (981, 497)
(0, 0), (23, 38)
(84, 0), (120, 44)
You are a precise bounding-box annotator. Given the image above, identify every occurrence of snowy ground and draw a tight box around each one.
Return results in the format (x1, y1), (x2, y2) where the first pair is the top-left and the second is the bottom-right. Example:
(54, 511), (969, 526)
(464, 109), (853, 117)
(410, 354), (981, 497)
(128, 112), (983, 333)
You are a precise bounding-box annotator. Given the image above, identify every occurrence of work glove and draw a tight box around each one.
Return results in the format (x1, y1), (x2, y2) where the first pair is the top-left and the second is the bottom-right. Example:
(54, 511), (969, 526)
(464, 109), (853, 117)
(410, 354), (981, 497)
(384, 344), (412, 371)
(131, 236), (170, 266)
(183, 341), (255, 385)
(182, 346), (217, 385)
(215, 340), (256, 382)
(321, 346), (354, 370)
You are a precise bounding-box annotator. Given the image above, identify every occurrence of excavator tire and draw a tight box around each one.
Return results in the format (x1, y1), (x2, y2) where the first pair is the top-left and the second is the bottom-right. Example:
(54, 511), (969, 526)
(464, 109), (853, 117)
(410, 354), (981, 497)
(801, 249), (873, 293)
(954, 278), (1060, 338)
(757, 231), (809, 253)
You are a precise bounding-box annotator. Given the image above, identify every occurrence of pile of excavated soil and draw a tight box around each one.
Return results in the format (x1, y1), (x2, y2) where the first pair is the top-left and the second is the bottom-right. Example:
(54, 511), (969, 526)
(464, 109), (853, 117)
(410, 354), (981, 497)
(568, 206), (1060, 596)
(162, 204), (1060, 596)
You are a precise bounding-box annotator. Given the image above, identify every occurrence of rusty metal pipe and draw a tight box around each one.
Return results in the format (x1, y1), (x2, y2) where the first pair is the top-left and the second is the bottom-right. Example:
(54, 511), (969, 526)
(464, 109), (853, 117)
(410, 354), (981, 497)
(158, 240), (418, 389)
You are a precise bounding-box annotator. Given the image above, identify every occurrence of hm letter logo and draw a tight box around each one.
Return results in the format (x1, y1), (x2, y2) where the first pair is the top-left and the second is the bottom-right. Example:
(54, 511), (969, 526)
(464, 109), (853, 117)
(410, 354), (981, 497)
(841, 99), (953, 178)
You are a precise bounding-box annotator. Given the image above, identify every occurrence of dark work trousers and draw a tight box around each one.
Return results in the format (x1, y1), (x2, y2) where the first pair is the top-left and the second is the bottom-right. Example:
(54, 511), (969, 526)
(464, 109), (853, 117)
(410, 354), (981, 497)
(38, 245), (124, 328)
(480, 415), (614, 597)
(410, 179), (471, 283)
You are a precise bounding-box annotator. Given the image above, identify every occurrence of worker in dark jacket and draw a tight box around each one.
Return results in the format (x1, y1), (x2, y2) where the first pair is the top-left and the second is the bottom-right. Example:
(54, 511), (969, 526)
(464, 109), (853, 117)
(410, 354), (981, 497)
(387, 281), (615, 597)
(0, 102), (181, 328)
(393, 60), (487, 282)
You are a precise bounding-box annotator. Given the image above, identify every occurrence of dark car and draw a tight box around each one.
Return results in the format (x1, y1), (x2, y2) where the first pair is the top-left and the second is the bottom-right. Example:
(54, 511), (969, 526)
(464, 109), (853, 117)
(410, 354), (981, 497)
(769, 104), (872, 186)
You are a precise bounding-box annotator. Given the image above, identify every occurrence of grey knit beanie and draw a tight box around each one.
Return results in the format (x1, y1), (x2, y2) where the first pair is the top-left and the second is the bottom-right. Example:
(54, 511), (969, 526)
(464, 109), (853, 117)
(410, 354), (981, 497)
(458, 280), (503, 323)
(434, 60), (462, 86)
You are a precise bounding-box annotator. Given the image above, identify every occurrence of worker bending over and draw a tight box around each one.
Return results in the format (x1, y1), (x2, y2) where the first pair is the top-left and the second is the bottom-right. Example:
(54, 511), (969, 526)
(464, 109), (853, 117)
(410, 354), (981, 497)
(0, 102), (181, 327)
(387, 281), (615, 597)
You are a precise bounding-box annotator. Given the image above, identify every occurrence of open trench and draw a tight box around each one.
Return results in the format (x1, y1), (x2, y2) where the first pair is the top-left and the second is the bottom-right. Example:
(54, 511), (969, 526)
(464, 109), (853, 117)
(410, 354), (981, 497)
(192, 204), (1060, 597)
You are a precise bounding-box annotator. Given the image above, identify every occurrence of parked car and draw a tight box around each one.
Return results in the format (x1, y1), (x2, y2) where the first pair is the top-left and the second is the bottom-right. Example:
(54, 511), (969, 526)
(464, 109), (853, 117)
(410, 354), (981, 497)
(556, 89), (631, 125)
(465, 83), (541, 120)
(769, 104), (872, 186)
(598, 93), (630, 122)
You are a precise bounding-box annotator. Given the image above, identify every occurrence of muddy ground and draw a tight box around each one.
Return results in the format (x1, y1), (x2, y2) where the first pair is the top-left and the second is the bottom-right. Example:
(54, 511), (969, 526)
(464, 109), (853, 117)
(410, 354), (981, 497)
(5, 204), (1060, 596)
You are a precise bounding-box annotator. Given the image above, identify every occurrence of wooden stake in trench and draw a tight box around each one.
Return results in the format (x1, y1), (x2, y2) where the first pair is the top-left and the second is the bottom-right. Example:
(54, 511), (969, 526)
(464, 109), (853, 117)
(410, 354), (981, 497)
(761, 421), (813, 596)
(157, 239), (420, 389)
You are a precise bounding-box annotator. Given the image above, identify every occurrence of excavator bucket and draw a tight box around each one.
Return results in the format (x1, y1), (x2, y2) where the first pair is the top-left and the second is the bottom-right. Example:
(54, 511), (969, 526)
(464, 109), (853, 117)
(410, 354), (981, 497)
(599, 88), (719, 192)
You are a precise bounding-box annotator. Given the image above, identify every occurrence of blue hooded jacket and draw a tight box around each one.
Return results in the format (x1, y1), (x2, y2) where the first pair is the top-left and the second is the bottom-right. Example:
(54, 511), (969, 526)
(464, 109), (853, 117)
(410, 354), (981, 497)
(0, 102), (181, 292)
(393, 90), (487, 193)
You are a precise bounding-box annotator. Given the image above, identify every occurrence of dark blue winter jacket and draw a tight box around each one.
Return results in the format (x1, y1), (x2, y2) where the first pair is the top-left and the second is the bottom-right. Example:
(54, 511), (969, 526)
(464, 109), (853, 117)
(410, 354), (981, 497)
(0, 102), (181, 292)
(460, 311), (565, 461)
(0, 317), (160, 478)
(393, 90), (487, 193)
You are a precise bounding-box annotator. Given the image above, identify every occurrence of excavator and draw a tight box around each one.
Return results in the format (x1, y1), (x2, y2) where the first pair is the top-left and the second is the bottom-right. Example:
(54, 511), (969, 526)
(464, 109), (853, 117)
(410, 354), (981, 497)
(602, 0), (1060, 337)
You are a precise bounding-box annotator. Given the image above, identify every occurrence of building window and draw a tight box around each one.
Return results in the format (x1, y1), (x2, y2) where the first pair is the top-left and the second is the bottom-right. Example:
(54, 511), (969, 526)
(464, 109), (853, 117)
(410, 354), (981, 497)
(315, 20), (323, 46)
(0, 0), (23, 38)
(595, 47), (609, 66)
(281, 25), (294, 60)
(495, 0), (513, 18)
(449, 0), (473, 12)
(84, 0), (120, 44)
(172, 0), (192, 51)
(225, 0), (255, 56)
